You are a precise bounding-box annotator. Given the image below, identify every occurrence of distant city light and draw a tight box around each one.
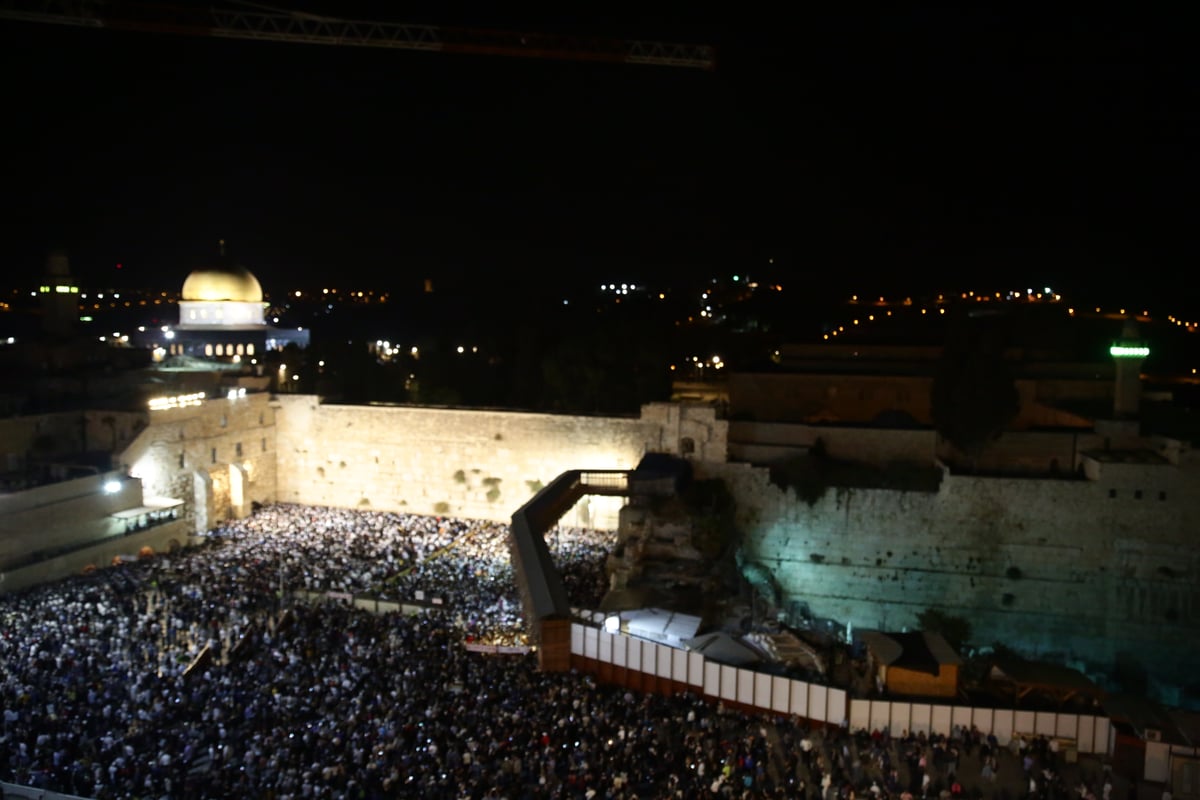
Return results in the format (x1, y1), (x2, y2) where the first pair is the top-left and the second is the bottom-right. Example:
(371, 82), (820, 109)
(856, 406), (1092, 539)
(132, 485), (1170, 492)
(1110, 346), (1150, 358)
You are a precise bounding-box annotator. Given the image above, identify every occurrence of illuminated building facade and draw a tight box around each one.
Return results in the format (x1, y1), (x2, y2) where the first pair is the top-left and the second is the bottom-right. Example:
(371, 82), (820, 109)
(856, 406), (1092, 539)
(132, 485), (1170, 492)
(171, 241), (268, 361)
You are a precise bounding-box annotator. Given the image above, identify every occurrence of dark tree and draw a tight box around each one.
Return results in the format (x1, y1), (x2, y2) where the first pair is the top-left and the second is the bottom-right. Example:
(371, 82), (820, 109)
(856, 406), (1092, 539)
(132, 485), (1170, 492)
(930, 310), (1020, 459)
(916, 607), (972, 653)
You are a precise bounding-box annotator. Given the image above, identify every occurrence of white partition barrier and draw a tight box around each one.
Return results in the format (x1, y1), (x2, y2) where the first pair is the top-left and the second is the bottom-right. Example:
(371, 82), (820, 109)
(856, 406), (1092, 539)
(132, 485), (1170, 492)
(754, 670), (773, 710)
(846, 698), (1110, 755)
(994, 709), (1015, 745)
(583, 626), (599, 660)
(810, 681), (828, 723)
(931, 704), (953, 735)
(656, 643), (673, 678)
(772, 675), (792, 714)
(720, 664), (738, 701)
(791, 679), (810, 717)
(567, 625), (1112, 754)
(688, 651), (705, 687)
(911, 703), (932, 736)
(737, 666), (756, 706)
(889, 702), (911, 736)
(871, 699), (893, 734)
(704, 660), (721, 697)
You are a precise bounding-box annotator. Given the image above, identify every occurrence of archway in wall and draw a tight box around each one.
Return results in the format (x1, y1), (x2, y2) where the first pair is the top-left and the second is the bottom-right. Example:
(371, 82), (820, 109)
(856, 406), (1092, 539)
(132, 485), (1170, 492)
(229, 462), (248, 519)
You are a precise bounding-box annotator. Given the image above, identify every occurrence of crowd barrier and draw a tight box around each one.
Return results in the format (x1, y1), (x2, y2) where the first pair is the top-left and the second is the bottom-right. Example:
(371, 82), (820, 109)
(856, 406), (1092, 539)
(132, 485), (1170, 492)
(569, 621), (1115, 756)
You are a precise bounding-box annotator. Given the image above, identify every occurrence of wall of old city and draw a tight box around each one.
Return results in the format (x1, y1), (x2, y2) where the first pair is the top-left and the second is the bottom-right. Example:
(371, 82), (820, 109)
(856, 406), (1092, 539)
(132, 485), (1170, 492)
(703, 455), (1199, 691)
(0, 470), (143, 571)
(271, 397), (727, 528)
(121, 391), (278, 532)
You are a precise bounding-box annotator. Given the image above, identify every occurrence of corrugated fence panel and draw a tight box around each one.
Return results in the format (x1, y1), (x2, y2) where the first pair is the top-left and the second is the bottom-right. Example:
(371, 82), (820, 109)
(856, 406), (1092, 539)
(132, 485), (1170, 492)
(655, 643), (673, 678)
(737, 667), (755, 706)
(994, 710), (1015, 745)
(809, 684), (828, 724)
(772, 676), (791, 714)
(850, 698), (871, 732)
(584, 627), (599, 660)
(972, 708), (994, 739)
(571, 623), (584, 655)
(754, 671), (773, 710)
(871, 700), (892, 734)
(1078, 716), (1096, 754)
(672, 647), (689, 683)
(1145, 742), (1171, 783)
(720, 664), (738, 701)
(1093, 718), (1111, 755)
(931, 704), (952, 736)
(1035, 711), (1057, 737)
(599, 630), (613, 664)
(689, 651), (705, 687)
(911, 703), (932, 736)
(1014, 710), (1036, 738)
(628, 637), (643, 672)
(826, 688), (847, 725)
(890, 702), (912, 736)
(612, 633), (628, 667)
(704, 660), (721, 697)
(791, 680), (810, 718)
(1055, 714), (1078, 740)
(952, 705), (973, 733)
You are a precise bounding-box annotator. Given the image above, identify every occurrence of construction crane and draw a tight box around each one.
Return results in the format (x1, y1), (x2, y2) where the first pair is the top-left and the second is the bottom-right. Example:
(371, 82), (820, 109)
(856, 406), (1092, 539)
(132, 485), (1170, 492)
(0, 0), (717, 71)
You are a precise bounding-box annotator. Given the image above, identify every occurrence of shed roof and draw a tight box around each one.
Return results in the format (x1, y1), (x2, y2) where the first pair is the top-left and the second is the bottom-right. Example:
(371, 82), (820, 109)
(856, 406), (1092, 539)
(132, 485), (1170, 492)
(858, 630), (962, 676)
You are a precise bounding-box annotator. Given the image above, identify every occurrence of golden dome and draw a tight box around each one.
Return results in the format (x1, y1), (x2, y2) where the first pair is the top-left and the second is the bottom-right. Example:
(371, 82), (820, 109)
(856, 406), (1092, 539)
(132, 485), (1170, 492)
(181, 259), (263, 303)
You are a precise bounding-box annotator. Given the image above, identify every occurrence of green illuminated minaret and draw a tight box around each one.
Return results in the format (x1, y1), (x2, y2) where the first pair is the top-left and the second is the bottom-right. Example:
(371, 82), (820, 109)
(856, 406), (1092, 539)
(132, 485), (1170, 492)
(1110, 319), (1148, 418)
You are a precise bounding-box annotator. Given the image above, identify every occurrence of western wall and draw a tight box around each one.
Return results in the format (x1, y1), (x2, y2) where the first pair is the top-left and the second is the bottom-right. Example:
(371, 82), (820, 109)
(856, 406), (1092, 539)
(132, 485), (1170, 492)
(113, 393), (1199, 696)
(270, 396), (727, 529)
(273, 396), (1200, 696)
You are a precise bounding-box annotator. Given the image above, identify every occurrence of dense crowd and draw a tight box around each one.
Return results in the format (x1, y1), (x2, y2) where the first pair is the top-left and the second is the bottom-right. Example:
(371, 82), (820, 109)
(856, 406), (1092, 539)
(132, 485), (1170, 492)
(0, 504), (1114, 800)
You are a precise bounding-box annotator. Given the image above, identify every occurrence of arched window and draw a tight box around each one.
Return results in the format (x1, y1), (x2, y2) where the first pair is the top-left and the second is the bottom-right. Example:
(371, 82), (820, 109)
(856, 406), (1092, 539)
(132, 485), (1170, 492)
(246, 343), (255, 356)
(215, 344), (224, 356)
(236, 343), (245, 355)
(204, 344), (213, 357)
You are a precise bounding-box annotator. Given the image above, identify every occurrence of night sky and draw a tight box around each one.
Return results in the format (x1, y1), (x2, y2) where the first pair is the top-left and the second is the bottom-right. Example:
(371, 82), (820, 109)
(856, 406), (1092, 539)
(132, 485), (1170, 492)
(1, 5), (1194, 311)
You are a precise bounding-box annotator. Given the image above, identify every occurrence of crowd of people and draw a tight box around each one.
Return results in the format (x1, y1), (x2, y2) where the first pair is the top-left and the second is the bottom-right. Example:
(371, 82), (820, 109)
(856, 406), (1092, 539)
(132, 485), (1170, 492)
(0, 503), (1118, 800)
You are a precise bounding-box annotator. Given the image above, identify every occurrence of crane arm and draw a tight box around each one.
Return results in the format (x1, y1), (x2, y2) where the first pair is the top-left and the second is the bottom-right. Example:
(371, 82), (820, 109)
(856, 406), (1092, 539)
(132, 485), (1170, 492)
(0, 0), (717, 70)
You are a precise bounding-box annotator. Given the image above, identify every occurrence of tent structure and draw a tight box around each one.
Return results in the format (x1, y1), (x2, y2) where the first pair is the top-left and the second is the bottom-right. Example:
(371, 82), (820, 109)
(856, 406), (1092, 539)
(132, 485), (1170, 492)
(617, 607), (702, 648)
(683, 631), (763, 667)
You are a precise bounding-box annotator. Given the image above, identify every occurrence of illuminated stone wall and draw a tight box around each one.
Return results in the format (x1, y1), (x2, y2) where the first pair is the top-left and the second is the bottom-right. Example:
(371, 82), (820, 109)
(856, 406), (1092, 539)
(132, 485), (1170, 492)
(122, 391), (278, 532)
(706, 454), (1200, 691)
(272, 398), (727, 528)
(0, 471), (143, 571)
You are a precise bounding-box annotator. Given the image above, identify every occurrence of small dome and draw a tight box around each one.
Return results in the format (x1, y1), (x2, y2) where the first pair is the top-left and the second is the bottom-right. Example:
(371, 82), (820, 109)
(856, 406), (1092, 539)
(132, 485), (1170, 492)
(181, 255), (263, 303)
